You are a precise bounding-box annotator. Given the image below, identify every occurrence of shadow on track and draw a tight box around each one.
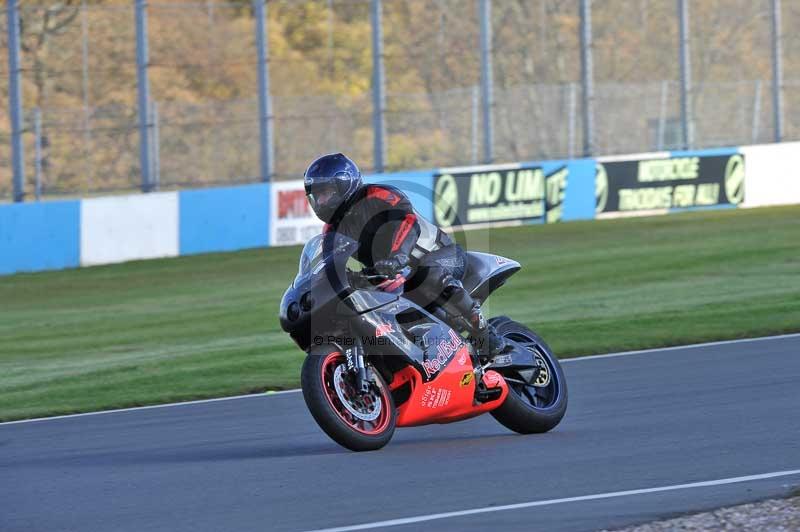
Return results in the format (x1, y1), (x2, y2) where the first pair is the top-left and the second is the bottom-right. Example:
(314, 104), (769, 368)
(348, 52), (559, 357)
(3, 428), (576, 469)
(2, 440), (348, 469)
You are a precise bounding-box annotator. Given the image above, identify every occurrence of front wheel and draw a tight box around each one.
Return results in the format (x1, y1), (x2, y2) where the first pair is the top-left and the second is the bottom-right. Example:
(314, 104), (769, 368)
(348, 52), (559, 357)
(301, 346), (396, 451)
(489, 317), (568, 434)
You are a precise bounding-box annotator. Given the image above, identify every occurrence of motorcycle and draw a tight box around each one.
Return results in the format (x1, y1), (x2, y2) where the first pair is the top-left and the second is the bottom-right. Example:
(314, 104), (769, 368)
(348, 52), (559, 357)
(279, 232), (568, 451)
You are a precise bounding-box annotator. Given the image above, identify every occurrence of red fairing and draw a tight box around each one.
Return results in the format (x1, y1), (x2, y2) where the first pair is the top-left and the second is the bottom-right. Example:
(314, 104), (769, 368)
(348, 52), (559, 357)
(366, 185), (402, 206)
(389, 345), (508, 427)
(391, 213), (417, 252)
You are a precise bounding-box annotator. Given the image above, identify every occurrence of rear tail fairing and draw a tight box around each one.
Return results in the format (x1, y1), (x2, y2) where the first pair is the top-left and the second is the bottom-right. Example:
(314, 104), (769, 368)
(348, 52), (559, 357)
(462, 252), (521, 303)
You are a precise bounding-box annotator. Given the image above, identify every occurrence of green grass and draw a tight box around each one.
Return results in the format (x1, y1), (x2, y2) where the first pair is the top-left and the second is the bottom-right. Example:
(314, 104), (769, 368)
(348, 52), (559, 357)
(1, 206), (799, 421)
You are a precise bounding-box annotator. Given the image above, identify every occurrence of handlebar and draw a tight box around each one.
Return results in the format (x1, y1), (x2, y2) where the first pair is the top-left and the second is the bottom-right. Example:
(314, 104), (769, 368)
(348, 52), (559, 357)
(354, 266), (413, 288)
(360, 270), (389, 282)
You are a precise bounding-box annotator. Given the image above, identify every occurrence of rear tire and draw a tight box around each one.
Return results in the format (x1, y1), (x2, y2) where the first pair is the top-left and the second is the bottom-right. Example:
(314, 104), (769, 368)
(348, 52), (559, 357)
(301, 346), (396, 451)
(489, 317), (568, 434)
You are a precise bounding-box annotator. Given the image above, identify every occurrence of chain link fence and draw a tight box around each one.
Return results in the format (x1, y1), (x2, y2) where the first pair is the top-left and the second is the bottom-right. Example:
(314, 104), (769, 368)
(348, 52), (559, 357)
(1, 9), (12, 199)
(784, 1), (800, 141)
(2, 0), (800, 201)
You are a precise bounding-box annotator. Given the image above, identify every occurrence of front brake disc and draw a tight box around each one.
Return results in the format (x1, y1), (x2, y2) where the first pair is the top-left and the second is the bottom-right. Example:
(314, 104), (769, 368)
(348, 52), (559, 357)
(332, 365), (382, 421)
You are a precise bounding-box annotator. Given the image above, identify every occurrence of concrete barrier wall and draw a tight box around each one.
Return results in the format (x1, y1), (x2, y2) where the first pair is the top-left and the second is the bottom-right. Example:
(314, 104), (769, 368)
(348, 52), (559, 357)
(81, 193), (179, 267)
(0, 142), (798, 276)
(180, 184), (270, 255)
(0, 200), (81, 275)
(740, 142), (800, 208)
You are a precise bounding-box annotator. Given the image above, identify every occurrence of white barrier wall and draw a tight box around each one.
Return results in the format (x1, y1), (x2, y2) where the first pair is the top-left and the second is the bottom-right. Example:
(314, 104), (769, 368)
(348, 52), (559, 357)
(741, 142), (800, 208)
(81, 192), (179, 266)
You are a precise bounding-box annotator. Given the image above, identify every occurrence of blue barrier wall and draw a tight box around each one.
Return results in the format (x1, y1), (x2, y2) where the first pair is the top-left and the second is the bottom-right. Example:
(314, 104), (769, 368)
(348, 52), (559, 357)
(669, 147), (738, 158)
(179, 183), (270, 255)
(0, 200), (81, 275)
(540, 158), (596, 222)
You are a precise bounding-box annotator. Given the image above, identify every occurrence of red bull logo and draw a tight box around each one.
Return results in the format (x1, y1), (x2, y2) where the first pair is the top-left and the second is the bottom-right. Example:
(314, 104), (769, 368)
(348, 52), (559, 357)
(422, 330), (463, 378)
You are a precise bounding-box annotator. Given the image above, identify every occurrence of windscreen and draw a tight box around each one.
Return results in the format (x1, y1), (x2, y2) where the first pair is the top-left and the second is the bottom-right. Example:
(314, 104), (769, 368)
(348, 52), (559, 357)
(295, 233), (359, 284)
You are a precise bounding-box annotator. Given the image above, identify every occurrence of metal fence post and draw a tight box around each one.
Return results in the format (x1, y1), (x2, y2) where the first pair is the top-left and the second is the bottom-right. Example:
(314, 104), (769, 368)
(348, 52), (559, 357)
(471, 85), (480, 165)
(6, 0), (26, 202)
(34, 108), (42, 202)
(135, 0), (152, 192)
(254, 0), (274, 181)
(567, 82), (577, 158)
(479, 0), (494, 164)
(80, 1), (93, 194)
(770, 0), (783, 142)
(678, 0), (693, 149)
(150, 101), (161, 190)
(370, 0), (387, 173)
(579, 0), (594, 157)
(657, 80), (669, 150)
(752, 80), (762, 143)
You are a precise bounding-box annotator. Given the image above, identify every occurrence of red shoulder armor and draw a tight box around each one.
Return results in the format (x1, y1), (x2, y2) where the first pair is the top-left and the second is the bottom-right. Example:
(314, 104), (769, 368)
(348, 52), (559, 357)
(366, 185), (402, 206)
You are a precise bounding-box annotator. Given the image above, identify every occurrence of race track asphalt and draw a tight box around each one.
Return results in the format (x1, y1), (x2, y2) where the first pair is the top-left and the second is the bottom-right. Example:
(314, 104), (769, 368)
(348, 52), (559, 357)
(2, 335), (800, 532)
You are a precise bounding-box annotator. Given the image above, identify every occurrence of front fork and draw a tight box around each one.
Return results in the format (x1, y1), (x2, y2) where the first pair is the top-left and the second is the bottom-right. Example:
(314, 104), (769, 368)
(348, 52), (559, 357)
(344, 337), (371, 394)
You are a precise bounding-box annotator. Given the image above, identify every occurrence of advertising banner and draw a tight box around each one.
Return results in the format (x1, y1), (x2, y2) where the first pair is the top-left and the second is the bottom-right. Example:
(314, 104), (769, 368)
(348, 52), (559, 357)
(270, 180), (324, 246)
(595, 151), (745, 216)
(433, 163), (569, 229)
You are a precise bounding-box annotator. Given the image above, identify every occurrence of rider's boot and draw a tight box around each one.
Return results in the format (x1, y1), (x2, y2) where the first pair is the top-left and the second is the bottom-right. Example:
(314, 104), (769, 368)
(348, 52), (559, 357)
(436, 274), (506, 360)
(466, 303), (507, 360)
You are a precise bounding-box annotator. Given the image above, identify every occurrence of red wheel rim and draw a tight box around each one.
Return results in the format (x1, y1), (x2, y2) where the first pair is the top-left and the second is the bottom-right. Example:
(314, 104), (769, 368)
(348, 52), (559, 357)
(320, 352), (392, 435)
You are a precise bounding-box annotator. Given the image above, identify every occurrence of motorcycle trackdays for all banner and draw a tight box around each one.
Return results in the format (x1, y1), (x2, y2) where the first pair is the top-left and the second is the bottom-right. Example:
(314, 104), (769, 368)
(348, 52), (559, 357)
(595, 153), (745, 214)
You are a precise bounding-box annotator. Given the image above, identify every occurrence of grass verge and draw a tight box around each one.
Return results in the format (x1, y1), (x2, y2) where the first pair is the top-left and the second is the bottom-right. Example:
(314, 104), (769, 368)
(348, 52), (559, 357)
(1, 205), (798, 421)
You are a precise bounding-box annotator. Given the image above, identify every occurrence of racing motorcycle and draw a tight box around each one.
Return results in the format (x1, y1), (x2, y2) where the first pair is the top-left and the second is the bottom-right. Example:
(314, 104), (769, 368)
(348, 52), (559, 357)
(279, 232), (568, 451)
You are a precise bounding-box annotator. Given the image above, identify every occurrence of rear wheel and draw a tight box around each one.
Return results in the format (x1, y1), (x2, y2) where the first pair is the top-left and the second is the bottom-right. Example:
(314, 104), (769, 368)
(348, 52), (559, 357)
(301, 346), (396, 451)
(489, 317), (568, 434)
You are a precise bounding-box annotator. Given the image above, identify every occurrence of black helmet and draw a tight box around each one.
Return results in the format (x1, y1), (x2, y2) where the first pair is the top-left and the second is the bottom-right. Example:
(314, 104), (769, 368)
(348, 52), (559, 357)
(303, 153), (362, 223)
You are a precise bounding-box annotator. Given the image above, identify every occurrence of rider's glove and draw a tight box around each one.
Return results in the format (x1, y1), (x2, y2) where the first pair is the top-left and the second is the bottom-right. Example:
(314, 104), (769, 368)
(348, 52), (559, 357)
(374, 254), (410, 277)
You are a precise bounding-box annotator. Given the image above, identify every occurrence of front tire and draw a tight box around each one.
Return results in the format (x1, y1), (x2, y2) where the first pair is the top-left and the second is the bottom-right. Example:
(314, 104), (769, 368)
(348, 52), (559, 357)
(489, 317), (568, 434)
(301, 346), (396, 451)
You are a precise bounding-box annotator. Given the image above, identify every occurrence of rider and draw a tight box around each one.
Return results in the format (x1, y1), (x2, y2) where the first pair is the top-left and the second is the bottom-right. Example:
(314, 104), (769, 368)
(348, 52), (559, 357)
(303, 152), (506, 359)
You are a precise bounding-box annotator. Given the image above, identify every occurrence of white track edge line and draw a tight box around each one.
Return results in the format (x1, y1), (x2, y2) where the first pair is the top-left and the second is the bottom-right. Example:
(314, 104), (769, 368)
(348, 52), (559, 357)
(2, 332), (798, 426)
(304, 469), (800, 532)
(559, 332), (800, 363)
(0, 389), (301, 426)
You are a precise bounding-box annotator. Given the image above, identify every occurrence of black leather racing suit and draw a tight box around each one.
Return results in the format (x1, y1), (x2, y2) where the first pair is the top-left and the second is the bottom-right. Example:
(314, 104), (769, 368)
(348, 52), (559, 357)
(324, 184), (480, 330)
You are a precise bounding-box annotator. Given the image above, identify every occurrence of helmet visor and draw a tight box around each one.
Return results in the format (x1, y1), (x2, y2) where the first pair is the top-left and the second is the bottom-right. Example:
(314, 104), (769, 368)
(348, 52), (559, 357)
(306, 182), (340, 220)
